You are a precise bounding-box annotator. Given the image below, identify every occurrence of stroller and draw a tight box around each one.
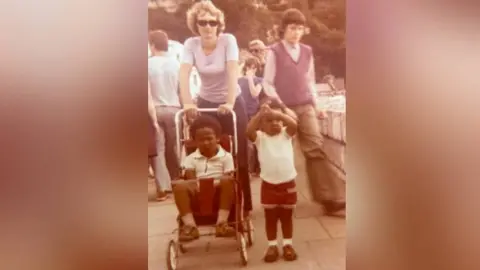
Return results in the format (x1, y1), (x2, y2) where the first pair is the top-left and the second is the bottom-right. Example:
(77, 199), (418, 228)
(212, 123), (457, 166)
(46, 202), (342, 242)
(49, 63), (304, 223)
(165, 108), (255, 270)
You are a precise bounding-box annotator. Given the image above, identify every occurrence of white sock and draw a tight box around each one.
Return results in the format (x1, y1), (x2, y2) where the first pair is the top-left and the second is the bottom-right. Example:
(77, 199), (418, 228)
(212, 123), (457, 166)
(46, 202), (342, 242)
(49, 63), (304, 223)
(181, 213), (196, 226)
(217, 209), (230, 224)
(268, 240), (278, 246)
(283, 239), (292, 246)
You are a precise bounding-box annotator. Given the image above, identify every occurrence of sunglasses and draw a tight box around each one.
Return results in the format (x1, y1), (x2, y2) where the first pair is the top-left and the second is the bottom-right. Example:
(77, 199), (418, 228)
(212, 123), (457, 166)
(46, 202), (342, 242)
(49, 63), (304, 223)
(249, 48), (268, 53)
(197, 20), (219, 27)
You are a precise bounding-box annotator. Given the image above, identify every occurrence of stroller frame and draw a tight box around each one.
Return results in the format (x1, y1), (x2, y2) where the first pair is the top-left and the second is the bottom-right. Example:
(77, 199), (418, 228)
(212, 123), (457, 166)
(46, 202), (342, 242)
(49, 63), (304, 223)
(165, 108), (254, 270)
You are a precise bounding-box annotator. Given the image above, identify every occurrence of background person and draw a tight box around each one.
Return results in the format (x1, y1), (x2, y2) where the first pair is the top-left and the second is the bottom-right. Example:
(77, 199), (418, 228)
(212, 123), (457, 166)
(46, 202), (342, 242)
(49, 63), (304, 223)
(248, 39), (268, 77)
(149, 29), (182, 196)
(238, 56), (263, 176)
(322, 74), (338, 91)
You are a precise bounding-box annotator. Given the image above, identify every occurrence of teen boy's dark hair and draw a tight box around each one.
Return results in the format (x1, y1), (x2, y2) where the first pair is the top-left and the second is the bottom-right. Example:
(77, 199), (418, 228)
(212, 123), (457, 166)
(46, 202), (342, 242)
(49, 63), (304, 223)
(278, 8), (306, 38)
(189, 115), (222, 139)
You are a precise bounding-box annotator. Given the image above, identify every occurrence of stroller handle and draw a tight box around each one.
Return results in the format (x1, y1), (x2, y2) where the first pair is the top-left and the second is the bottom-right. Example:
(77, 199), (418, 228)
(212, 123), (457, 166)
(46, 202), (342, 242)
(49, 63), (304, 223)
(174, 108), (238, 160)
(171, 175), (236, 184)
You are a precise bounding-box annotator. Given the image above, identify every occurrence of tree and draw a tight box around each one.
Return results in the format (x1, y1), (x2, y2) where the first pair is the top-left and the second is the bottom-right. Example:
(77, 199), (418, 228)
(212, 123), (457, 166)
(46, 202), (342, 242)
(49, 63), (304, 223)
(148, 0), (345, 79)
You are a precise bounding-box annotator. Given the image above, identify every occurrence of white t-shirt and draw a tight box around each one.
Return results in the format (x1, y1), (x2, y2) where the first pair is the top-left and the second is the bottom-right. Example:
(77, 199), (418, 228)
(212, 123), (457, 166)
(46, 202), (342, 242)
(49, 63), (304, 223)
(181, 33), (241, 103)
(148, 55), (181, 107)
(255, 128), (297, 184)
(182, 146), (234, 184)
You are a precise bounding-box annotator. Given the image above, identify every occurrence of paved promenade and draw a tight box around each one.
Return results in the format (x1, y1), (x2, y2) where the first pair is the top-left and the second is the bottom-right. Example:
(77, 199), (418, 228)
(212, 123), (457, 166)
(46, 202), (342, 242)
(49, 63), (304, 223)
(148, 145), (346, 270)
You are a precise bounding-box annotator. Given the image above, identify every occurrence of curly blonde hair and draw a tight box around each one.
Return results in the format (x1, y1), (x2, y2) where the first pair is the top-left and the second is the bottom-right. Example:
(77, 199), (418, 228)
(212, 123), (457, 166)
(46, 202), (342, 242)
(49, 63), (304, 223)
(186, 1), (226, 36)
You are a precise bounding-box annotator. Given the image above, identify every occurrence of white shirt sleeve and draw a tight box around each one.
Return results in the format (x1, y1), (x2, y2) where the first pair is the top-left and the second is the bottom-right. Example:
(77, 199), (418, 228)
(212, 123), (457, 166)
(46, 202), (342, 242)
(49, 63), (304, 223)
(181, 37), (195, 65)
(262, 50), (278, 98)
(182, 153), (196, 170)
(224, 34), (239, 61)
(223, 153), (235, 173)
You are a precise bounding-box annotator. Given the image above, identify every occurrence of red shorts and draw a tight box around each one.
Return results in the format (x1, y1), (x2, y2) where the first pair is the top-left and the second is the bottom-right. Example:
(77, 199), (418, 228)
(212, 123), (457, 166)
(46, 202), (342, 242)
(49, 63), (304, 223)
(260, 180), (297, 208)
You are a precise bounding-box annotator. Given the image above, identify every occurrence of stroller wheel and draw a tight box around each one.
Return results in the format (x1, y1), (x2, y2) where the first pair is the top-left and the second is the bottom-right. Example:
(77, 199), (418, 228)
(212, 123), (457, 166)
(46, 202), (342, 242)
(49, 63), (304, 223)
(166, 240), (178, 270)
(237, 232), (248, 266)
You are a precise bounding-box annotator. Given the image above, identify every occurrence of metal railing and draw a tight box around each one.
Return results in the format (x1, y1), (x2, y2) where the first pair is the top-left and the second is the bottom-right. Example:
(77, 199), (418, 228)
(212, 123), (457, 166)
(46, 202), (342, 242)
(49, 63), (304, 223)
(317, 90), (346, 144)
(316, 90), (346, 173)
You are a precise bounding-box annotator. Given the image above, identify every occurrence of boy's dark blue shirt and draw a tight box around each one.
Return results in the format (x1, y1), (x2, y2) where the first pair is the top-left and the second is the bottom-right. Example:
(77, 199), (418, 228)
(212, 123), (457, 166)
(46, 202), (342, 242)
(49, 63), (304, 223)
(238, 76), (263, 118)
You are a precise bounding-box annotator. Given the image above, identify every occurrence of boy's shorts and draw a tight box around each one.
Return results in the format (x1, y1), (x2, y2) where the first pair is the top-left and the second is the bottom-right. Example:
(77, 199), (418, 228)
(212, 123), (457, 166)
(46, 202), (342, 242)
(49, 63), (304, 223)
(260, 180), (297, 209)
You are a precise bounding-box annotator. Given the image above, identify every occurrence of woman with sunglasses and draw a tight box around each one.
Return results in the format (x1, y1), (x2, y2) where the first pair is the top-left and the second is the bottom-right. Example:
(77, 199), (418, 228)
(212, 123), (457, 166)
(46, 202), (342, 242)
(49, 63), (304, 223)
(179, 1), (253, 216)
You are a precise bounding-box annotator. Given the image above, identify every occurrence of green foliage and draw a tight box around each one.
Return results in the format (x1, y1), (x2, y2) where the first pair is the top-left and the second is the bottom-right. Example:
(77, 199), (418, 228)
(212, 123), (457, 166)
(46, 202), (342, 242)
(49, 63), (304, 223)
(148, 0), (345, 79)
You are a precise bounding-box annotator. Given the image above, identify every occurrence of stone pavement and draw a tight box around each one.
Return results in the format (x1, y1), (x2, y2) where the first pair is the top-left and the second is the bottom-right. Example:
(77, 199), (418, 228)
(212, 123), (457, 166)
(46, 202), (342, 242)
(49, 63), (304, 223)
(148, 186), (345, 269)
(148, 179), (345, 270)
(148, 142), (345, 270)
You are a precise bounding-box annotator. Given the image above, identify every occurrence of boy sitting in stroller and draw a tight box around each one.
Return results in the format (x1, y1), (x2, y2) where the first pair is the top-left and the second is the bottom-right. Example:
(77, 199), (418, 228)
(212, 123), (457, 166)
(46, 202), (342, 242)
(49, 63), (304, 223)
(172, 115), (237, 242)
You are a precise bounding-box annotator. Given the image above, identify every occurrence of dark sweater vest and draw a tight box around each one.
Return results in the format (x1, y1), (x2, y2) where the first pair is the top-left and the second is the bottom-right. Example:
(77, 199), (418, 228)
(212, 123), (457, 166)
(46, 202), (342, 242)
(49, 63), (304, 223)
(270, 42), (314, 107)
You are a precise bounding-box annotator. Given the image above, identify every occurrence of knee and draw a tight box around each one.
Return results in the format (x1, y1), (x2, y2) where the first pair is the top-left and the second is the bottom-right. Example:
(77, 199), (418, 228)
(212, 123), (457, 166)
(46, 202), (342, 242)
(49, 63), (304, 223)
(172, 182), (189, 195)
(303, 148), (326, 159)
(219, 178), (234, 191)
(300, 141), (326, 159)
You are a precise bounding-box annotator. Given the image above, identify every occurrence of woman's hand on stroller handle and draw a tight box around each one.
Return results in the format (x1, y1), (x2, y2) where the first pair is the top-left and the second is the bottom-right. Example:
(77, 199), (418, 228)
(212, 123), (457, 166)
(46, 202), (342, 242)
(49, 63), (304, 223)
(218, 103), (234, 115)
(181, 107), (237, 121)
(183, 104), (198, 122)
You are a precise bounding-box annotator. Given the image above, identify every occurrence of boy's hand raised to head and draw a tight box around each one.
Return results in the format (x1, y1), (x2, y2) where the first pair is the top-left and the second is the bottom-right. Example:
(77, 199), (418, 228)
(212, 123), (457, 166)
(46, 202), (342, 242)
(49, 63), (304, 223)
(270, 109), (285, 118)
(285, 108), (298, 122)
(246, 103), (270, 142)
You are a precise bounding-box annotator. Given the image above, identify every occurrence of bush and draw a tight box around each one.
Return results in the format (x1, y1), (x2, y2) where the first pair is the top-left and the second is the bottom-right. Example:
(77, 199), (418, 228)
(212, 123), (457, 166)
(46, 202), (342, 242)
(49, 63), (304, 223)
(148, 0), (345, 79)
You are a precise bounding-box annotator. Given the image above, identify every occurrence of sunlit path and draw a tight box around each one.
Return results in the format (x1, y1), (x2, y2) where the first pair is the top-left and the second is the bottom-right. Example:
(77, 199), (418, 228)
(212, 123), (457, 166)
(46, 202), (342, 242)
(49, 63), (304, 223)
(148, 143), (345, 270)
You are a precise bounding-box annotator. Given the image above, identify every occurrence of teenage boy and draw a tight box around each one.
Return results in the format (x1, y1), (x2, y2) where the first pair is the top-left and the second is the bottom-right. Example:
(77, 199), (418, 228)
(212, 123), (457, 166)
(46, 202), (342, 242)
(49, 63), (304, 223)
(262, 8), (345, 215)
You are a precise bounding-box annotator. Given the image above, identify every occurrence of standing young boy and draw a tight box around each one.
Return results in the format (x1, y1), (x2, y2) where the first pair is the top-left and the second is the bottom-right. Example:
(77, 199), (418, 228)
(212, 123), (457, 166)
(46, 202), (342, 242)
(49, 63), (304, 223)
(246, 101), (299, 262)
(262, 8), (345, 215)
